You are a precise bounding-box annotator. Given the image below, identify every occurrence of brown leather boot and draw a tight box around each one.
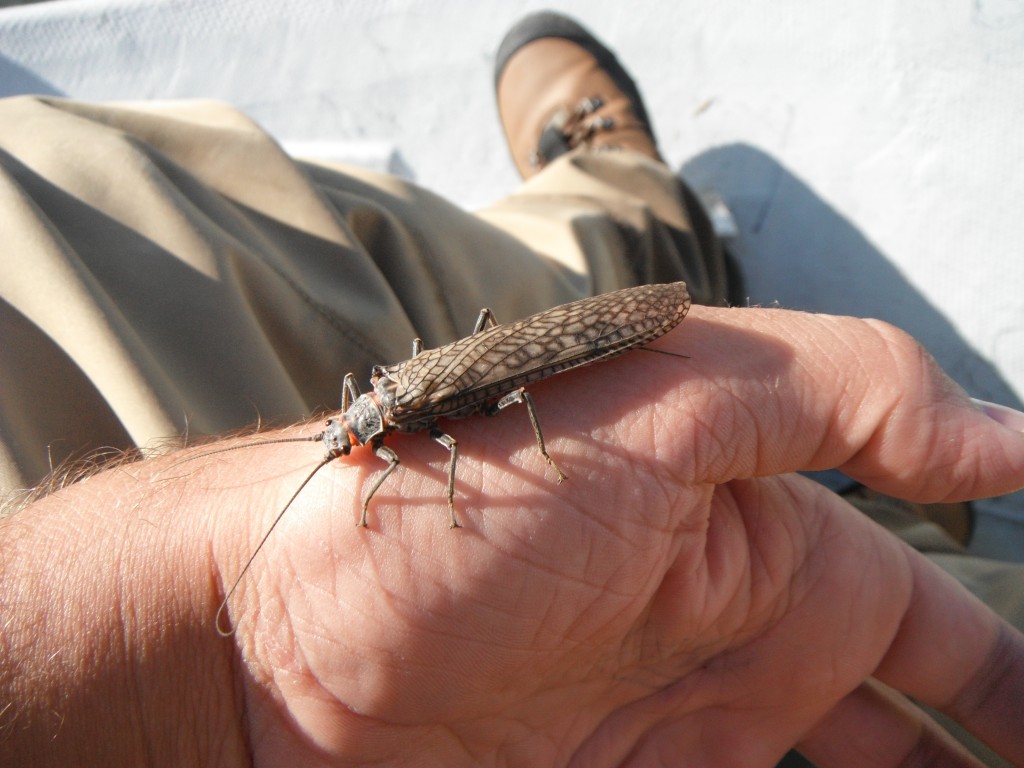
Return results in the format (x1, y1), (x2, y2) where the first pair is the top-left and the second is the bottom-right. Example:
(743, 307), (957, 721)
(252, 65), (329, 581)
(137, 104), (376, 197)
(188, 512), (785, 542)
(495, 12), (662, 179)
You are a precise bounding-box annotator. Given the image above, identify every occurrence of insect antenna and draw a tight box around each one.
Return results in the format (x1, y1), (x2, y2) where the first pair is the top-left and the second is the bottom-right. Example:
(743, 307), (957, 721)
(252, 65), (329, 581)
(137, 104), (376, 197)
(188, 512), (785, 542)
(215, 452), (338, 637)
(167, 434), (323, 471)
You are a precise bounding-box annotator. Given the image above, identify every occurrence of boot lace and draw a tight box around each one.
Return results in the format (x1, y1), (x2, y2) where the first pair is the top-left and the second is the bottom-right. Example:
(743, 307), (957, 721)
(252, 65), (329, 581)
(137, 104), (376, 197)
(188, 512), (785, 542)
(530, 96), (623, 169)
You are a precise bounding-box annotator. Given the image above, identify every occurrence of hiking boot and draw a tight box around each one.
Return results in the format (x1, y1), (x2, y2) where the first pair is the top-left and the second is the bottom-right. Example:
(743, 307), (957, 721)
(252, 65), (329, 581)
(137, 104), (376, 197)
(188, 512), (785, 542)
(495, 11), (662, 179)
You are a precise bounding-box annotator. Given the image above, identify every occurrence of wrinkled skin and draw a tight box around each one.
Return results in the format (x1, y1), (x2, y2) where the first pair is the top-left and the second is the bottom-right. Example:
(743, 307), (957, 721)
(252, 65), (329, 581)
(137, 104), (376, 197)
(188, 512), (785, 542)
(6, 306), (1024, 767)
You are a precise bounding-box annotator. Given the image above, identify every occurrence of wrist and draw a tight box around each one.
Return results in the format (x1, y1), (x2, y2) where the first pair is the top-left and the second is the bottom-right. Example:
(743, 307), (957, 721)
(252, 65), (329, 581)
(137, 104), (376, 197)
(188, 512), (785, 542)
(0, 451), (250, 766)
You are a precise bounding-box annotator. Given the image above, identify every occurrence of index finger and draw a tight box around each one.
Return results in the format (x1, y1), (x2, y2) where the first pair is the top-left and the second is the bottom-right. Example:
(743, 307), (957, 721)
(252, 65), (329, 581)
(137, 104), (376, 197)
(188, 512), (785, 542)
(649, 306), (1024, 503)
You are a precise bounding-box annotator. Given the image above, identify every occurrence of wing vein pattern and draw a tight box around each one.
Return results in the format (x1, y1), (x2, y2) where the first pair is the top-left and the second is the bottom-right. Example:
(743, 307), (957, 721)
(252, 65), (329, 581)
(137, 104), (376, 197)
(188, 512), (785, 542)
(381, 282), (690, 423)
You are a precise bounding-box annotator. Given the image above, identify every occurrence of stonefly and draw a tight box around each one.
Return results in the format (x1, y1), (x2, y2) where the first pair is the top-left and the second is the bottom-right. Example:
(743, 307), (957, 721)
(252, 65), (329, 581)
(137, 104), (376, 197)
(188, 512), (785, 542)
(184, 281), (690, 631)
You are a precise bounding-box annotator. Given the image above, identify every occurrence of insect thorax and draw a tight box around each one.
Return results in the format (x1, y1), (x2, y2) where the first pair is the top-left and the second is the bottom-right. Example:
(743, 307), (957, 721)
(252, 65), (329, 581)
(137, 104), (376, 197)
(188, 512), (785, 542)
(343, 393), (387, 446)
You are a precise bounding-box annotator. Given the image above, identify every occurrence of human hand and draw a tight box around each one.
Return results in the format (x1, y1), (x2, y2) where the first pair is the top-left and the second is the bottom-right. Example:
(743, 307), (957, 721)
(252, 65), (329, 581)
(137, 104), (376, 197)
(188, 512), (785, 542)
(6, 305), (1024, 767)
(209, 306), (1024, 766)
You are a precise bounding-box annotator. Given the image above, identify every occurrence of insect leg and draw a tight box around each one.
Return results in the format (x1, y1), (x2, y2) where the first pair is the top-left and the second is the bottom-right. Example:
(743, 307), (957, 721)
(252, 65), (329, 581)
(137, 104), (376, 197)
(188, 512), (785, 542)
(341, 373), (362, 411)
(358, 442), (400, 527)
(472, 307), (499, 334)
(489, 388), (568, 483)
(430, 428), (461, 529)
